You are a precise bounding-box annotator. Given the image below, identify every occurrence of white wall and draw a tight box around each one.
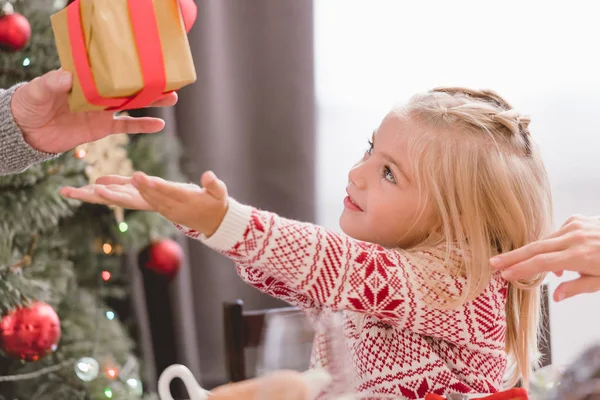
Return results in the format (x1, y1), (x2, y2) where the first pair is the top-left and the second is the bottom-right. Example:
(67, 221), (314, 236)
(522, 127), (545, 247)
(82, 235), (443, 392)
(314, 0), (600, 367)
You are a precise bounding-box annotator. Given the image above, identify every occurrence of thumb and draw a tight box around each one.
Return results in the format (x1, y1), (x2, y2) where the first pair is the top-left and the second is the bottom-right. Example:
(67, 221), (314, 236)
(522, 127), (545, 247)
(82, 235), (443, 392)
(201, 171), (228, 200)
(26, 69), (72, 103)
(554, 275), (600, 302)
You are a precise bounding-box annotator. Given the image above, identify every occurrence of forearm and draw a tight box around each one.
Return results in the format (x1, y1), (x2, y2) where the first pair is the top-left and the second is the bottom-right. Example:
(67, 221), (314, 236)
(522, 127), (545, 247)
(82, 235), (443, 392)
(0, 84), (57, 176)
(235, 263), (319, 311)
(176, 198), (413, 321)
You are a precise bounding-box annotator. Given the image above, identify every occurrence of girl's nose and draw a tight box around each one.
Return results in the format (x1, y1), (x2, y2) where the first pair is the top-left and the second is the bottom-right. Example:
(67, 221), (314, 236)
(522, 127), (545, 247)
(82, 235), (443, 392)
(348, 162), (367, 190)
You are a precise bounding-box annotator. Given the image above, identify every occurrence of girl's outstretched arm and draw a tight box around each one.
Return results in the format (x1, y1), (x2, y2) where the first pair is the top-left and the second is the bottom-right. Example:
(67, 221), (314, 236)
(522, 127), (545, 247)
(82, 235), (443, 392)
(62, 170), (507, 346)
(60, 171), (319, 311)
(178, 196), (507, 347)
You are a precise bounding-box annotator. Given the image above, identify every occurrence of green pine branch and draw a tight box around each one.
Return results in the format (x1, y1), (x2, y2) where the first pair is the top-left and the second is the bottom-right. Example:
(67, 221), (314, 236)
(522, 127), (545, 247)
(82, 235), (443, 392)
(1, 1), (188, 391)
(129, 134), (186, 182)
(0, 131), (186, 398)
(0, 159), (87, 234)
(0, 0), (62, 89)
(7, 290), (141, 400)
(0, 153), (86, 189)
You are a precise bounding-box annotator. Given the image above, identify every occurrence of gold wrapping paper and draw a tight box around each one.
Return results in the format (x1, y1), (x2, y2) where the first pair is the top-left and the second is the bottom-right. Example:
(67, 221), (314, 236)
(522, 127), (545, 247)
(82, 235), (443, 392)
(51, 0), (196, 112)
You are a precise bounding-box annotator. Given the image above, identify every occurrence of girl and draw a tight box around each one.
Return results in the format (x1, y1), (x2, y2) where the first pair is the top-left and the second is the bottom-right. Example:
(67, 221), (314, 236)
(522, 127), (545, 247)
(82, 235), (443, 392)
(60, 88), (552, 399)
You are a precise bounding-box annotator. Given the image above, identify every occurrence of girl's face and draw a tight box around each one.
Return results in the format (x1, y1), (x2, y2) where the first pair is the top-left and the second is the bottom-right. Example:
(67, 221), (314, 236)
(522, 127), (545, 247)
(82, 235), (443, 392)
(340, 113), (436, 248)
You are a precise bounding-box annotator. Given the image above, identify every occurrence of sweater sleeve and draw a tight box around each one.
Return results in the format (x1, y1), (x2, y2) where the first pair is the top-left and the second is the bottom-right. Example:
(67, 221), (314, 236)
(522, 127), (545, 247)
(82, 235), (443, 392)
(176, 198), (507, 344)
(0, 84), (58, 176)
(233, 263), (320, 312)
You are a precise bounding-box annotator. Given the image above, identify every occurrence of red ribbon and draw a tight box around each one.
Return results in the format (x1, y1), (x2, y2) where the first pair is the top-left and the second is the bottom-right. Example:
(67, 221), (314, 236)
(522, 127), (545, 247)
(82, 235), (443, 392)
(66, 0), (168, 111)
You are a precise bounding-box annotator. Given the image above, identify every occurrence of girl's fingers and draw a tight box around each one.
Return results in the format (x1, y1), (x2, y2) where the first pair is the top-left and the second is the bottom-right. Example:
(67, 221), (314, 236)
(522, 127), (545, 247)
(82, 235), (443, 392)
(95, 185), (151, 210)
(95, 175), (133, 185)
(201, 170), (228, 200)
(131, 172), (192, 212)
(60, 185), (110, 205)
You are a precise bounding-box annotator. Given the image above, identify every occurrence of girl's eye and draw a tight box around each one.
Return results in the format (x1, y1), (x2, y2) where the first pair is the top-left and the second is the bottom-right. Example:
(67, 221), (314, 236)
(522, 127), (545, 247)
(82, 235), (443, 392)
(383, 166), (396, 183)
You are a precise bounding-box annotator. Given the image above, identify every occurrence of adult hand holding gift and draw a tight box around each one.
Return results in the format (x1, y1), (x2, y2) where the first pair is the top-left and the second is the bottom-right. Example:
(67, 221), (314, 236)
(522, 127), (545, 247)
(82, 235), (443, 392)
(51, 0), (198, 112)
(8, 69), (177, 156)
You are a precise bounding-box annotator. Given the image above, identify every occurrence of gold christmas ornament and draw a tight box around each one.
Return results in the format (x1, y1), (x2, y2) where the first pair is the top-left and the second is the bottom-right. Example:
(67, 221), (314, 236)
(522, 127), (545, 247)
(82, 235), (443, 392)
(74, 112), (134, 223)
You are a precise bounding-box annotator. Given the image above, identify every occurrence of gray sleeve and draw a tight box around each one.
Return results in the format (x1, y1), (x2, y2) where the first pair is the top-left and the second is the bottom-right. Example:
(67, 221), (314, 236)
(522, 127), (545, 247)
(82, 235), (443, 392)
(0, 83), (59, 176)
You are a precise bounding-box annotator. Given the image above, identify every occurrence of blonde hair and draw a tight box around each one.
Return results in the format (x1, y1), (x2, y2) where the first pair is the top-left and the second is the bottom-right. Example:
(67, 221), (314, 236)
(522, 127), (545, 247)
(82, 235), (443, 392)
(396, 88), (553, 388)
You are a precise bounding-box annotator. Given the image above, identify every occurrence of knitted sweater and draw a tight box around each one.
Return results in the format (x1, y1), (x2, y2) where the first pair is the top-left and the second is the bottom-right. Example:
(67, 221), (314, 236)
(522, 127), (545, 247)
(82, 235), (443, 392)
(176, 199), (509, 399)
(0, 85), (57, 176)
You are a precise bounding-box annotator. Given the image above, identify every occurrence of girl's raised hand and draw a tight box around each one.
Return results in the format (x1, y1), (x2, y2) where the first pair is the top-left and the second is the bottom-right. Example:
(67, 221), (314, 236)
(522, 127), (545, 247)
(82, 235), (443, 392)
(130, 170), (229, 237)
(61, 171), (230, 238)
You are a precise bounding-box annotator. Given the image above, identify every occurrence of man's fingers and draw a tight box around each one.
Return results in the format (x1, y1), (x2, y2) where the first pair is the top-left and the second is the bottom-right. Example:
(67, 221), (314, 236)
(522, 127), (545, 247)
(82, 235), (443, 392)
(45, 69), (73, 93)
(490, 235), (568, 271)
(500, 250), (569, 281)
(146, 92), (178, 108)
(492, 215), (598, 270)
(200, 171), (228, 200)
(560, 214), (600, 230)
(554, 275), (600, 302)
(25, 70), (72, 103)
(110, 115), (166, 135)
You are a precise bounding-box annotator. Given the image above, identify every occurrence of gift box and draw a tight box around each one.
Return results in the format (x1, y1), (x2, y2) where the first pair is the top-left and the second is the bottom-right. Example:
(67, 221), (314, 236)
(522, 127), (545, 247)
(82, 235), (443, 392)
(50, 0), (197, 112)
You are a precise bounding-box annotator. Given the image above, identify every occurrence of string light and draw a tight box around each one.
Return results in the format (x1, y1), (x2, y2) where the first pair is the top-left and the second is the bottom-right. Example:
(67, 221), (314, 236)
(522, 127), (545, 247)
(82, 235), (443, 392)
(106, 367), (118, 379)
(53, 0), (68, 10)
(102, 243), (112, 254)
(2, 106), (149, 395)
(127, 378), (143, 395)
(74, 148), (87, 159)
(74, 357), (99, 382)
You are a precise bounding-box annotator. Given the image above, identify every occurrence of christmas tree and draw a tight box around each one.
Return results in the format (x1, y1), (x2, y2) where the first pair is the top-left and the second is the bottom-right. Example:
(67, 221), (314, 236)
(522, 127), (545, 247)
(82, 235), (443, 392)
(0, 0), (185, 398)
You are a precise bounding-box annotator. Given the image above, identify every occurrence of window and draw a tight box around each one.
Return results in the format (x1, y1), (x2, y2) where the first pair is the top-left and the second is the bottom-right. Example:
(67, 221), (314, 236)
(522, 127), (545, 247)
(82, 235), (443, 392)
(315, 0), (600, 367)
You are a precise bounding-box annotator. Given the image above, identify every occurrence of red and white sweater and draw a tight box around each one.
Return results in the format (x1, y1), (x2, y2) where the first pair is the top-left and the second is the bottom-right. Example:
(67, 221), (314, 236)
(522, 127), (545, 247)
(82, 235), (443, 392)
(175, 199), (509, 399)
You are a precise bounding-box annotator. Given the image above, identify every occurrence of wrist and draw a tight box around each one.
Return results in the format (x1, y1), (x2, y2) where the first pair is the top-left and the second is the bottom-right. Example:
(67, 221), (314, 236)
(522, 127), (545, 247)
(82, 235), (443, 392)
(10, 85), (32, 146)
(177, 198), (254, 252)
(0, 83), (57, 174)
(203, 198), (229, 238)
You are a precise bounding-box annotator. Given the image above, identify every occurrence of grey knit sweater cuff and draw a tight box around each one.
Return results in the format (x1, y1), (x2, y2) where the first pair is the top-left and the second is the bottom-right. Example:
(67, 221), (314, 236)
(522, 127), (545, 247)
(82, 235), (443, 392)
(0, 84), (59, 176)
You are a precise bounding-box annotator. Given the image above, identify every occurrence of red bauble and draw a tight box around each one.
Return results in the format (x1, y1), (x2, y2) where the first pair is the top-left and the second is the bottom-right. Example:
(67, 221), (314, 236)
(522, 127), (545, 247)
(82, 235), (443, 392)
(0, 301), (61, 361)
(0, 3), (31, 52)
(146, 239), (183, 279)
(177, 0), (197, 33)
